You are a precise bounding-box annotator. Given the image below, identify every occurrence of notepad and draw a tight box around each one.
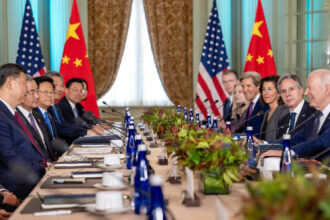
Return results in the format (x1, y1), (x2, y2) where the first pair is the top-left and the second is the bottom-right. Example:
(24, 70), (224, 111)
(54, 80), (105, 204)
(69, 147), (112, 155)
(71, 171), (105, 179)
(41, 194), (95, 209)
(54, 161), (93, 168)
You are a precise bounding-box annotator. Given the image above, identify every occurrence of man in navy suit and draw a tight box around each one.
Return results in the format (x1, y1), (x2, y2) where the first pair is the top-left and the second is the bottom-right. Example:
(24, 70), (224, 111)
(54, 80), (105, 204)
(0, 63), (45, 200)
(56, 78), (104, 134)
(34, 76), (90, 145)
(221, 69), (239, 122)
(276, 74), (316, 139)
(56, 78), (86, 123)
(264, 69), (330, 161)
(17, 75), (58, 162)
(241, 71), (269, 137)
(290, 69), (330, 159)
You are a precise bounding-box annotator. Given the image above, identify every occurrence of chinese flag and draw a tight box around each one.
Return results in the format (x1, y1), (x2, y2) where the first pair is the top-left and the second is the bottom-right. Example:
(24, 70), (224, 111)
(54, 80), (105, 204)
(59, 0), (99, 117)
(243, 0), (276, 77)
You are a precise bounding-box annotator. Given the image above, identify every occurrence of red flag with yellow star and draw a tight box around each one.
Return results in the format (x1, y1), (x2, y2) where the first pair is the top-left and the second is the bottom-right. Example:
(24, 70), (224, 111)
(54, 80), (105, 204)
(243, 0), (276, 77)
(59, 0), (99, 117)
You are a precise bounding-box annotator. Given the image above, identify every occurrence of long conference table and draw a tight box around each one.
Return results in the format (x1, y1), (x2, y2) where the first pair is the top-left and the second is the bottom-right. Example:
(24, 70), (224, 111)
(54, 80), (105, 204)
(9, 125), (247, 220)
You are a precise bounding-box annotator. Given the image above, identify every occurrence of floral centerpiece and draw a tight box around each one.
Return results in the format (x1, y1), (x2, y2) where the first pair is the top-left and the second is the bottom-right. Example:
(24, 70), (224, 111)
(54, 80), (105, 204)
(143, 107), (247, 194)
(142, 107), (186, 139)
(243, 164), (330, 219)
(176, 129), (247, 194)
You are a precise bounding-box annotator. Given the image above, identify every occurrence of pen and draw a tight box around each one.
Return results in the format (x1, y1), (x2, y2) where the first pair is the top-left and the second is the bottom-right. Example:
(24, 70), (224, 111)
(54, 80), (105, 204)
(34, 210), (72, 216)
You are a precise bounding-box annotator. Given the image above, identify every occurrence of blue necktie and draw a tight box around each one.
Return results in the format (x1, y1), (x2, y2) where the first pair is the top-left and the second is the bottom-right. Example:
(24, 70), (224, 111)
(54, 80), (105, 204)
(44, 112), (55, 139)
(288, 112), (297, 132)
(73, 107), (78, 118)
(51, 104), (61, 123)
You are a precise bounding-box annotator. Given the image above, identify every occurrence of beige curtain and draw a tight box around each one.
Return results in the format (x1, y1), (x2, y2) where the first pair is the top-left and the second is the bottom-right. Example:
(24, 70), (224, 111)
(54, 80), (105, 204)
(88, 0), (132, 98)
(143, 0), (193, 107)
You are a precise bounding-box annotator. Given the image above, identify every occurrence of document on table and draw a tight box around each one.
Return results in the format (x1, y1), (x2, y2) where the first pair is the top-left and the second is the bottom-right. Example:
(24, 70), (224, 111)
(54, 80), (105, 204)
(69, 147), (112, 155)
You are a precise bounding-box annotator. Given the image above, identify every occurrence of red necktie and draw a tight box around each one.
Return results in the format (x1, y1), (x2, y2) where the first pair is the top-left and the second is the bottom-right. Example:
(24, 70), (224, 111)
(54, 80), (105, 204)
(14, 112), (47, 167)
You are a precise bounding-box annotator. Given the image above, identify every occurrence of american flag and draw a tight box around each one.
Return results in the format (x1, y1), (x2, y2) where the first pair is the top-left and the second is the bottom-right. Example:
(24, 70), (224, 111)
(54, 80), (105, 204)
(16, 0), (46, 76)
(194, 0), (229, 119)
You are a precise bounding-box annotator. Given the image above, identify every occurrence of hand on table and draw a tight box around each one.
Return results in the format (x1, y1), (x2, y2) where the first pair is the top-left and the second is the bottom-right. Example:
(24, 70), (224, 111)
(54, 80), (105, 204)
(0, 209), (10, 220)
(260, 150), (282, 159)
(1, 191), (20, 206)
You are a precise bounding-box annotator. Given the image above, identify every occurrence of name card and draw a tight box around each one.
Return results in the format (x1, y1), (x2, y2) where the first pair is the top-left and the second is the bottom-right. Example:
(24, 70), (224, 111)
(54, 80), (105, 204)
(185, 167), (194, 200)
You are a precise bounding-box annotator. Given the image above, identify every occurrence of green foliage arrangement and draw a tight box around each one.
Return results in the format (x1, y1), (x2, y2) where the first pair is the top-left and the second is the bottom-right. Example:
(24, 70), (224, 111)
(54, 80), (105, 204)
(142, 107), (186, 139)
(143, 107), (248, 187)
(243, 164), (330, 220)
(176, 129), (247, 186)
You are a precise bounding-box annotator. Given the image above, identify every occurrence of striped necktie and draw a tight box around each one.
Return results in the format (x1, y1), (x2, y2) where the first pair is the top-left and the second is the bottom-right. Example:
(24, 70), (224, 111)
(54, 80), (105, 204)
(14, 112), (47, 167)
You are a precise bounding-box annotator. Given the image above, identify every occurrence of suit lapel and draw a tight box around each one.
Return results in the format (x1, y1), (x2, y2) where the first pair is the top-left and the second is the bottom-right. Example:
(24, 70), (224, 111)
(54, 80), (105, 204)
(296, 102), (309, 125)
(63, 97), (75, 118)
(16, 108), (44, 147)
(319, 113), (330, 135)
(0, 101), (32, 143)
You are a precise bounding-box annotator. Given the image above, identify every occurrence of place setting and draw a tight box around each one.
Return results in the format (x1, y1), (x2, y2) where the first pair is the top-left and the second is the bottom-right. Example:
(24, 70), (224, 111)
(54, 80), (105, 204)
(93, 171), (129, 190)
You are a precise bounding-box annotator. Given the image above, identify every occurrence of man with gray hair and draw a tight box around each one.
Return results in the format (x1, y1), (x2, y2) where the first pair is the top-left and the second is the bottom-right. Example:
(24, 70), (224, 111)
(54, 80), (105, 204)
(241, 71), (269, 137)
(264, 69), (330, 160)
(276, 74), (316, 139)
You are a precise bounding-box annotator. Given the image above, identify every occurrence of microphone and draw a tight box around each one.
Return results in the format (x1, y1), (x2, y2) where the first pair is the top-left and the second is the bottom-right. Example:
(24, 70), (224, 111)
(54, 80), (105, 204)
(288, 111), (322, 135)
(253, 124), (287, 138)
(102, 101), (125, 117)
(82, 111), (104, 125)
(101, 109), (125, 118)
(51, 138), (70, 155)
(76, 116), (127, 137)
(9, 161), (39, 185)
(195, 95), (208, 103)
(206, 100), (219, 111)
(74, 117), (92, 129)
(238, 110), (264, 126)
(220, 103), (246, 122)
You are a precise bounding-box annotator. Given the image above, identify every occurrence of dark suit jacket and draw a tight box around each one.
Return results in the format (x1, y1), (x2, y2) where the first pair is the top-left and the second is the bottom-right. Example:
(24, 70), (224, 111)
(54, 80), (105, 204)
(260, 105), (289, 141)
(223, 98), (232, 122)
(291, 112), (330, 159)
(245, 97), (269, 138)
(16, 108), (57, 162)
(0, 101), (45, 200)
(48, 104), (87, 144)
(277, 101), (316, 139)
(33, 108), (59, 139)
(56, 97), (85, 123)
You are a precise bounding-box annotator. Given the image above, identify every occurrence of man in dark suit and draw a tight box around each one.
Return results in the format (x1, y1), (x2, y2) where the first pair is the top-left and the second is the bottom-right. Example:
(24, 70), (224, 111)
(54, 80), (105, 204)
(221, 69), (239, 122)
(276, 74), (316, 139)
(34, 76), (89, 145)
(57, 78), (86, 123)
(17, 75), (58, 162)
(263, 69), (330, 161)
(290, 69), (330, 159)
(241, 71), (269, 137)
(0, 63), (45, 200)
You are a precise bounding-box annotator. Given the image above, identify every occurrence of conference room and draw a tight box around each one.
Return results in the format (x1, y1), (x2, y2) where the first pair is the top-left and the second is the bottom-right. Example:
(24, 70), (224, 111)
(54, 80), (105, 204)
(0, 0), (329, 219)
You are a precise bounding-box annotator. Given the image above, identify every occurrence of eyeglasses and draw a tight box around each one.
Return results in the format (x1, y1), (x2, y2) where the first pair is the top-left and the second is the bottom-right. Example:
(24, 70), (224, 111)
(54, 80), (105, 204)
(280, 87), (297, 95)
(38, 90), (55, 95)
(223, 80), (235, 84)
(70, 88), (84, 93)
(24, 90), (37, 96)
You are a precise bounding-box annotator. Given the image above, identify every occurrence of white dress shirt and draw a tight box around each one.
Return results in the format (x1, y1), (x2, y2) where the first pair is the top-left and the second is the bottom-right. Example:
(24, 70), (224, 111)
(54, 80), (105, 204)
(17, 106), (46, 147)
